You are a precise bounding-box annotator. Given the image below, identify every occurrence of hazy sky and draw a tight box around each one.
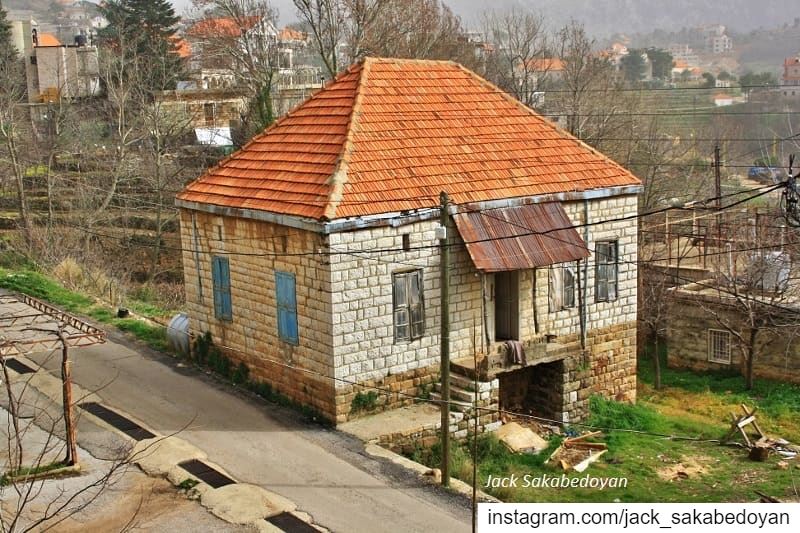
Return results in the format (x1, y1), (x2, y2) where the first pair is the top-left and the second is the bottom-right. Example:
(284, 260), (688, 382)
(171, 0), (300, 23)
(170, 0), (797, 35)
(170, 0), (494, 27)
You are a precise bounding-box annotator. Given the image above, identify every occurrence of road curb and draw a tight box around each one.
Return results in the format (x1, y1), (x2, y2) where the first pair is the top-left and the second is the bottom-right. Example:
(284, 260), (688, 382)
(364, 443), (501, 503)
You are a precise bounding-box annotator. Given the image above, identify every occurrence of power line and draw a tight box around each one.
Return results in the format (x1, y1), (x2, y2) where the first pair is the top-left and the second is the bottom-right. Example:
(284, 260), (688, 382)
(62, 182), (783, 260)
(528, 84), (783, 94)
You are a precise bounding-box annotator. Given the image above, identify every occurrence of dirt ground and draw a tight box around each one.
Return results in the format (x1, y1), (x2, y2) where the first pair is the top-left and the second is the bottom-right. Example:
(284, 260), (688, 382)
(656, 454), (714, 482)
(1, 406), (247, 532)
(54, 475), (249, 532)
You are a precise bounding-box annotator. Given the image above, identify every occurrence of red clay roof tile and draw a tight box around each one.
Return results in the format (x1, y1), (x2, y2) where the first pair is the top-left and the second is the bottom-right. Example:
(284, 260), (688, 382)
(177, 58), (640, 220)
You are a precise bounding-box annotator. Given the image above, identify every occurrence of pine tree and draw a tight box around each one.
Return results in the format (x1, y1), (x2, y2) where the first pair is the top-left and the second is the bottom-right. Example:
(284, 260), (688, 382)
(0, 1), (17, 64)
(99, 0), (185, 92)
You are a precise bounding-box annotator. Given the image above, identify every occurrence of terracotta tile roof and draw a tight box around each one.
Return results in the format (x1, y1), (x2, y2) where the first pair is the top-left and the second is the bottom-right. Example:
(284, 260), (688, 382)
(278, 27), (306, 42)
(524, 58), (565, 72)
(186, 16), (260, 38)
(171, 36), (191, 58)
(36, 33), (62, 47)
(177, 57), (641, 221)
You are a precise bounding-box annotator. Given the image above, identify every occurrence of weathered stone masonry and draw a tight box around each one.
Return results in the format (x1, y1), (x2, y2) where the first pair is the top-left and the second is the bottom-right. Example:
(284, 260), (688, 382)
(179, 193), (638, 425)
(666, 289), (800, 384)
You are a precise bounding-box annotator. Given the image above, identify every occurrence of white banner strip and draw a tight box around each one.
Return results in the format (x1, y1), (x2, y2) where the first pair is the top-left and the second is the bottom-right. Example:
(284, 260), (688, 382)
(478, 503), (800, 532)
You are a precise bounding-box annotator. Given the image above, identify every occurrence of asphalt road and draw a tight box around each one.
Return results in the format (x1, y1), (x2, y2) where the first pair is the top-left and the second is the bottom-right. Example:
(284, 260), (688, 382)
(25, 329), (471, 533)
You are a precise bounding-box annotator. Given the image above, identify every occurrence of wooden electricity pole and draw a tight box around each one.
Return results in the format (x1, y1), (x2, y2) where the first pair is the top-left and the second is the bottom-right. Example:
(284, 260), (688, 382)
(57, 329), (78, 466)
(439, 191), (451, 488)
(714, 144), (722, 246)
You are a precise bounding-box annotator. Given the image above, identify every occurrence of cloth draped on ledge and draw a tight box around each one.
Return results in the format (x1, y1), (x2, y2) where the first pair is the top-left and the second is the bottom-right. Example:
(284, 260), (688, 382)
(505, 340), (526, 366)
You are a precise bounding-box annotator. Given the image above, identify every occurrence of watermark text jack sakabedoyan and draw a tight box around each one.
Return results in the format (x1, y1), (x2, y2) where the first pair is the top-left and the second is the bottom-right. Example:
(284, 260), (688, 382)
(484, 474), (628, 490)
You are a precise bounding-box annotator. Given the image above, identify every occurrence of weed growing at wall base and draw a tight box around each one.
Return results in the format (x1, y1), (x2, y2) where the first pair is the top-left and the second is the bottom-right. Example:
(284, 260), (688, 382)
(190, 332), (330, 426)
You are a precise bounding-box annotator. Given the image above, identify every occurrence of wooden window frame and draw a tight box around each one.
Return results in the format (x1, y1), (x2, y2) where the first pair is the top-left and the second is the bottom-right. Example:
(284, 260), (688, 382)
(393, 270), (425, 343)
(211, 256), (232, 321)
(595, 240), (619, 302)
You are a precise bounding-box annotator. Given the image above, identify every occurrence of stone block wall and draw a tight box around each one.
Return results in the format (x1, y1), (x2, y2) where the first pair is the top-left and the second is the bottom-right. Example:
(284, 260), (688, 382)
(179, 210), (338, 420)
(480, 195), (639, 350)
(493, 321), (637, 424)
(666, 292), (800, 384)
(327, 219), (486, 422)
(179, 191), (639, 425)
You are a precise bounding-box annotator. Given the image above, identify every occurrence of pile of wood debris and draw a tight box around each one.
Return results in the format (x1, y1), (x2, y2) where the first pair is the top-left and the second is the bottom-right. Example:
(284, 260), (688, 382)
(723, 404), (799, 462)
(545, 431), (608, 472)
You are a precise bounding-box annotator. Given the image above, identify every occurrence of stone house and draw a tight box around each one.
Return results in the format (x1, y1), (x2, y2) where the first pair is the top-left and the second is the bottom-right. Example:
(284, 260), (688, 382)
(176, 58), (641, 425)
(652, 206), (800, 384)
(665, 281), (800, 384)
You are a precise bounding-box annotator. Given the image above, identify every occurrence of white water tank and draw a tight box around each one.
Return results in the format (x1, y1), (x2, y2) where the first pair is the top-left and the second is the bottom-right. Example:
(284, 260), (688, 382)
(167, 313), (190, 355)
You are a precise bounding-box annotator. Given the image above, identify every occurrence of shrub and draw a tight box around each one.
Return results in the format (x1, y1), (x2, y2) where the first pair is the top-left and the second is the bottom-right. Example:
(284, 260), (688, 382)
(351, 390), (379, 413)
(232, 362), (250, 385)
(194, 331), (212, 366)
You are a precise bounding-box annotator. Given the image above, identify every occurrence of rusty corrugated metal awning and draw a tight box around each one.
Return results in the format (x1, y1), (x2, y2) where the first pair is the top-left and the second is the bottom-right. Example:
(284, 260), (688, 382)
(453, 202), (590, 272)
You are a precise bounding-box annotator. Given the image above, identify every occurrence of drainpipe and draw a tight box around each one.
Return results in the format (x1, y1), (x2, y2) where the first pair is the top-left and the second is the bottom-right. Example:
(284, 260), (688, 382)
(532, 268), (539, 335)
(481, 274), (491, 348)
(581, 199), (590, 351)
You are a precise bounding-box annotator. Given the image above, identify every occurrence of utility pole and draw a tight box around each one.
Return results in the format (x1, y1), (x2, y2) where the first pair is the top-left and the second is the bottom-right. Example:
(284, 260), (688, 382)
(439, 191), (451, 488)
(714, 144), (722, 247)
(58, 328), (78, 466)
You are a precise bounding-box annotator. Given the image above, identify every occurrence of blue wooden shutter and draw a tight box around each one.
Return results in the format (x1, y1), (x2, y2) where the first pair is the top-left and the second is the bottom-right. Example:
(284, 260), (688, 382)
(212, 256), (232, 320)
(276, 272), (298, 345)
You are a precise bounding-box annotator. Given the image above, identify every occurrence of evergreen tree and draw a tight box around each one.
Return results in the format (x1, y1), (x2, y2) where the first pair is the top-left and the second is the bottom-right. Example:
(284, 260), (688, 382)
(620, 50), (646, 83)
(645, 48), (673, 80)
(99, 0), (184, 92)
(0, 1), (17, 63)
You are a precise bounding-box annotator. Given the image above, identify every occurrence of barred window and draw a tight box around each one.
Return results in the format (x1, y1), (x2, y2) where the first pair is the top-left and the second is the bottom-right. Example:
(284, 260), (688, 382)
(708, 329), (731, 364)
(393, 270), (425, 342)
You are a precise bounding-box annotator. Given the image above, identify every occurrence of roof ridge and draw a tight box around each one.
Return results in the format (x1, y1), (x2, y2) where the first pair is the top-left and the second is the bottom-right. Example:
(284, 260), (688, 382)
(449, 61), (641, 191)
(322, 58), (371, 220)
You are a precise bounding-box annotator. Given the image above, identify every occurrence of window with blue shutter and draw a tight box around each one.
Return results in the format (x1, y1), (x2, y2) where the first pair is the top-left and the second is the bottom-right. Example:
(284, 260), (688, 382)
(211, 256), (232, 321)
(276, 271), (299, 345)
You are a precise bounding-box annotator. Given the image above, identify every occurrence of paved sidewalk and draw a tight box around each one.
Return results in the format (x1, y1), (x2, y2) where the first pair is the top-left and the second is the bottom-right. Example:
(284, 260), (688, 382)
(23, 328), (471, 533)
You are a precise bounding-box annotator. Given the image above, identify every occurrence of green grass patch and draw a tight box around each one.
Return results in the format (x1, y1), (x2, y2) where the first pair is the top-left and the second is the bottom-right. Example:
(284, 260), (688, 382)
(0, 263), (170, 353)
(406, 394), (797, 503)
(1, 461), (70, 487)
(177, 478), (200, 490)
(638, 343), (800, 441)
(0, 268), (93, 312)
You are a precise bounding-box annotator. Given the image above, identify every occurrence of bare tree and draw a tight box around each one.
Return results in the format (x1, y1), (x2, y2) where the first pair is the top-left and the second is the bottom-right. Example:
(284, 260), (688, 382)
(0, 358), (159, 533)
(137, 97), (194, 282)
(553, 20), (616, 139)
(481, 7), (549, 108)
(693, 211), (800, 389)
(363, 0), (473, 64)
(193, 0), (283, 136)
(0, 53), (32, 247)
(293, 0), (349, 77)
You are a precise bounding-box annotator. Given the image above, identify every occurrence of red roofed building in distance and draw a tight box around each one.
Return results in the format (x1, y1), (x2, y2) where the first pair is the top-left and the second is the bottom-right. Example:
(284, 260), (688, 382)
(177, 58), (642, 425)
(779, 55), (800, 98)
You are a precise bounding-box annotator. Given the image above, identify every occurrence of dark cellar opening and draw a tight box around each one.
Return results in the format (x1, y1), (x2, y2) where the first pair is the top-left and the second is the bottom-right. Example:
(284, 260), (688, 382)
(498, 359), (565, 421)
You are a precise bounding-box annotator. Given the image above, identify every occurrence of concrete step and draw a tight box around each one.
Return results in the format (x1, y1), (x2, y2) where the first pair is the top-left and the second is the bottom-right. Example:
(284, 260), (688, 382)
(448, 372), (498, 393)
(430, 392), (472, 413)
(450, 358), (479, 380)
(434, 382), (476, 404)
